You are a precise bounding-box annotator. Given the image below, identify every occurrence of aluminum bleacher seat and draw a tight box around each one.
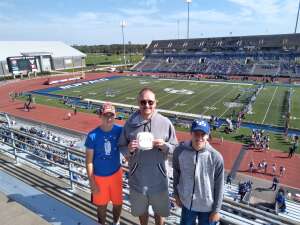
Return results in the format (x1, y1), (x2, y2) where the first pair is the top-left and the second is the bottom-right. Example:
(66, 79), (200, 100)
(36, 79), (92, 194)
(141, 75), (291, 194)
(278, 199), (300, 223)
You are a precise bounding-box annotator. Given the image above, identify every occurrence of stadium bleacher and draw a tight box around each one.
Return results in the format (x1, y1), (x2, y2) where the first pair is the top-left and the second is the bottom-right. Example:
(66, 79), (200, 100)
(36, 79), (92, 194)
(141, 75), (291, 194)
(134, 34), (300, 77)
(1, 123), (300, 224)
(278, 199), (300, 223)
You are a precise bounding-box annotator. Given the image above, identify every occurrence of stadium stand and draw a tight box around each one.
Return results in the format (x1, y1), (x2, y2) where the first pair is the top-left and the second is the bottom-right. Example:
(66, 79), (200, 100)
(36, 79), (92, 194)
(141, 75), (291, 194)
(133, 34), (300, 77)
(1, 122), (299, 224)
(278, 199), (300, 223)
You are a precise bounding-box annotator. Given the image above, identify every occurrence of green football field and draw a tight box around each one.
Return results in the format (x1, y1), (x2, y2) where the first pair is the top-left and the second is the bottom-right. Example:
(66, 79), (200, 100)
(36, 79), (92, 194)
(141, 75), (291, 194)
(50, 76), (300, 130)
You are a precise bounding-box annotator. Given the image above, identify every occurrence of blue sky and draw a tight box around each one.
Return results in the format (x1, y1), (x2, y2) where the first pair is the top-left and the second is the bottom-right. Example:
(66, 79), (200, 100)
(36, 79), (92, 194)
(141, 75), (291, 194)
(0, 0), (298, 44)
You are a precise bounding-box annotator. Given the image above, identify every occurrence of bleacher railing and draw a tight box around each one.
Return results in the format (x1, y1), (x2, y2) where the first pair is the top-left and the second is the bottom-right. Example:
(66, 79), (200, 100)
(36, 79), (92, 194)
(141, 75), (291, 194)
(0, 125), (296, 225)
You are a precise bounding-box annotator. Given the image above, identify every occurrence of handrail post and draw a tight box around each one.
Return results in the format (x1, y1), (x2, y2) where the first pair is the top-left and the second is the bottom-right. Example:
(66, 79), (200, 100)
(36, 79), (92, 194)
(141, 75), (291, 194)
(10, 129), (18, 164)
(66, 148), (74, 191)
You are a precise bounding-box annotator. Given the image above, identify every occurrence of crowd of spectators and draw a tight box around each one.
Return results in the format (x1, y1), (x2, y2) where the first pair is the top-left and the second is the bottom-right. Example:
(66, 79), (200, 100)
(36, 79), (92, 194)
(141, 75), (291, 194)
(18, 126), (78, 148)
(135, 54), (300, 76)
(237, 180), (252, 201)
(0, 122), (87, 184)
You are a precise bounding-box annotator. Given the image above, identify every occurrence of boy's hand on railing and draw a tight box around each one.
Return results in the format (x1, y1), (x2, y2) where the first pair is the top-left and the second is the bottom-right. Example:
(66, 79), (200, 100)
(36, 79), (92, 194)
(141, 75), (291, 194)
(209, 212), (220, 222)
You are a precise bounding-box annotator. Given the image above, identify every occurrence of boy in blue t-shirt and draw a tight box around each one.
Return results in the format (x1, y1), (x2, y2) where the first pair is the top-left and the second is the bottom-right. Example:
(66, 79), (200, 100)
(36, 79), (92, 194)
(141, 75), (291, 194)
(85, 102), (122, 225)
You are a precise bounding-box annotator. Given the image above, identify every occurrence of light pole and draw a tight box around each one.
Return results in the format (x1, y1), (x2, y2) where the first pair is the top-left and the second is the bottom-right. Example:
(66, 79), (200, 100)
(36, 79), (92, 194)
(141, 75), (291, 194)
(128, 41), (132, 63)
(186, 0), (192, 39)
(177, 19), (180, 39)
(295, 0), (300, 33)
(120, 20), (127, 65)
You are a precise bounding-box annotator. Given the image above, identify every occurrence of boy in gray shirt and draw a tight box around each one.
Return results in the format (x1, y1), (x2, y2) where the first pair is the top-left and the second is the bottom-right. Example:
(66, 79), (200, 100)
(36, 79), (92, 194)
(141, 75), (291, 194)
(173, 119), (224, 225)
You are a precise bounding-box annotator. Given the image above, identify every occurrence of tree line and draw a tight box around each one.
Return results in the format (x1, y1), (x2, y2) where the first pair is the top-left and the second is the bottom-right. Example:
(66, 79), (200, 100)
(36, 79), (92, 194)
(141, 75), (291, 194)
(72, 44), (147, 55)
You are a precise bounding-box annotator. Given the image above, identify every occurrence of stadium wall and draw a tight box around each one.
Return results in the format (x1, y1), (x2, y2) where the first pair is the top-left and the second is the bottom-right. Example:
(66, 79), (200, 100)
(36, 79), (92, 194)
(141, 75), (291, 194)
(0, 60), (9, 76)
(52, 56), (85, 70)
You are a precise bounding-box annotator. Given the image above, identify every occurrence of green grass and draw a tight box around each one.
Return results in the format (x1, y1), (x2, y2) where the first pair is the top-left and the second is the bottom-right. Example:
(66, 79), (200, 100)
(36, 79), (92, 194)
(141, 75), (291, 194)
(291, 87), (300, 129)
(20, 95), (95, 113)
(48, 76), (300, 130)
(19, 93), (296, 152)
(211, 128), (293, 152)
(176, 125), (295, 152)
(86, 53), (143, 65)
(52, 77), (251, 118)
(244, 86), (290, 127)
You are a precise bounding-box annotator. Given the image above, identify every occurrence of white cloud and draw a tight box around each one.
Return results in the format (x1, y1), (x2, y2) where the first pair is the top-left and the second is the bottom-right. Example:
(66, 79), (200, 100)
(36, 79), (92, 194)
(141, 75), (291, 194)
(0, 0), (298, 44)
(138, 0), (164, 9)
(169, 10), (236, 23)
(119, 8), (159, 16)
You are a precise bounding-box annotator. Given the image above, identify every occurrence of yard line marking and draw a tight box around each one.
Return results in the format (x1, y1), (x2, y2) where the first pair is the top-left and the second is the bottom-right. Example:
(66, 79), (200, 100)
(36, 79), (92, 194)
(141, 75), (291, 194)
(262, 86), (278, 124)
(218, 91), (247, 118)
(219, 106), (231, 118)
(168, 85), (211, 110)
(183, 85), (229, 113)
(159, 78), (253, 86)
(156, 82), (191, 102)
(201, 87), (237, 115)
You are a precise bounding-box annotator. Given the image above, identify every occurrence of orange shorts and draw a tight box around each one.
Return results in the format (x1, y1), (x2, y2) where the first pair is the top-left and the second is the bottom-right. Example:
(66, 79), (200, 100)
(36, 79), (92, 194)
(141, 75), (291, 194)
(91, 168), (123, 206)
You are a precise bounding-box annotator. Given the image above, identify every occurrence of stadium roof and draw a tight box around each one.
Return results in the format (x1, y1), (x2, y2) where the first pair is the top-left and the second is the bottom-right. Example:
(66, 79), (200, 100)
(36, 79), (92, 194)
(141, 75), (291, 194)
(148, 33), (300, 51)
(0, 41), (86, 61)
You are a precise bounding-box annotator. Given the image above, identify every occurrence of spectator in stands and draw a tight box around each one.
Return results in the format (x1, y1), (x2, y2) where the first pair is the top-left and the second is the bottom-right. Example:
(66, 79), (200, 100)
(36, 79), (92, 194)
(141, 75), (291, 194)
(173, 119), (224, 225)
(276, 189), (286, 213)
(238, 182), (247, 201)
(271, 176), (279, 191)
(118, 87), (178, 225)
(226, 174), (232, 189)
(85, 102), (123, 225)
(238, 180), (252, 202)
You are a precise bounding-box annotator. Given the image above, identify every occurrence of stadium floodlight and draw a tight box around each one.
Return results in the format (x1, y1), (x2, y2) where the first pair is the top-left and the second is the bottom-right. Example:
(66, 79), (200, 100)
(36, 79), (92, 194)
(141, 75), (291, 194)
(120, 20), (127, 65)
(177, 19), (180, 39)
(186, 0), (192, 39)
(295, 0), (300, 33)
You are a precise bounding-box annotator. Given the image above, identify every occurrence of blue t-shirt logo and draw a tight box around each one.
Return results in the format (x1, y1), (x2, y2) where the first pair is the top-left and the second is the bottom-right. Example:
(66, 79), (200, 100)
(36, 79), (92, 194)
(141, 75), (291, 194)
(104, 138), (112, 156)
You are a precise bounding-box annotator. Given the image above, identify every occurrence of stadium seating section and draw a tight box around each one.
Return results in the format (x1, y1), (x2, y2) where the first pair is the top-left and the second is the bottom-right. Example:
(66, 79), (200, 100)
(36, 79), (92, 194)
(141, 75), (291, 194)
(133, 34), (300, 77)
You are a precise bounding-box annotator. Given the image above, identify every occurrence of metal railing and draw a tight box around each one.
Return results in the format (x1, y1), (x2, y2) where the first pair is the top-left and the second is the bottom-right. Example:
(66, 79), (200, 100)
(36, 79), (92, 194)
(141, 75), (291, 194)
(0, 125), (295, 225)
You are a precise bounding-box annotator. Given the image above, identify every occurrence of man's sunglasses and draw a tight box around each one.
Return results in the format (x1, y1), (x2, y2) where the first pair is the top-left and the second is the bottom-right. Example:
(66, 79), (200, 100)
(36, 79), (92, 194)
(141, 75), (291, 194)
(140, 100), (155, 106)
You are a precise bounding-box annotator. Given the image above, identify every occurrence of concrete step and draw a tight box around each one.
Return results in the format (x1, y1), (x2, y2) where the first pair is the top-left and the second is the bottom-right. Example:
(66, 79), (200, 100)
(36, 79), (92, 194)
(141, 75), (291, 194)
(0, 192), (50, 225)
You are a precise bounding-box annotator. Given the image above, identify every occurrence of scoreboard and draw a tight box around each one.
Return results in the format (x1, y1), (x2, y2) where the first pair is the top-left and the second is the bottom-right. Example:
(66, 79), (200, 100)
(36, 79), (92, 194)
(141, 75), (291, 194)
(7, 56), (38, 75)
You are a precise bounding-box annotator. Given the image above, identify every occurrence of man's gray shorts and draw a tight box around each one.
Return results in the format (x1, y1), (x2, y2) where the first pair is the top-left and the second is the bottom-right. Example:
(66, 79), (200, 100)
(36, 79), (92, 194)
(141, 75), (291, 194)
(129, 189), (170, 217)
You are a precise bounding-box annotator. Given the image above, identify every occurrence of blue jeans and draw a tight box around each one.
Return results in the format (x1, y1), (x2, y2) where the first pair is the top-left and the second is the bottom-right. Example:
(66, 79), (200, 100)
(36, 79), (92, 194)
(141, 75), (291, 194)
(180, 206), (218, 225)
